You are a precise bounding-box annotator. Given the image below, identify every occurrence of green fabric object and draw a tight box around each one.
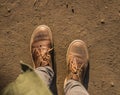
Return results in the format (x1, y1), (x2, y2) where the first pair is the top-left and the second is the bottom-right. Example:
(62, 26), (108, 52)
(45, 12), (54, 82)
(0, 62), (52, 95)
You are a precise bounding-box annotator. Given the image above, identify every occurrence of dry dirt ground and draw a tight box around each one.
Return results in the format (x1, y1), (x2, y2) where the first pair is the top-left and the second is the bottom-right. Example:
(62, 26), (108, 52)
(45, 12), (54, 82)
(0, 0), (120, 95)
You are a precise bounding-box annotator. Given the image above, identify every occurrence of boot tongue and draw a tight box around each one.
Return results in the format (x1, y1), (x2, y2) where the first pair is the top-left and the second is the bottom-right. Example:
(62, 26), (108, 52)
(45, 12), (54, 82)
(40, 46), (48, 56)
(70, 56), (84, 73)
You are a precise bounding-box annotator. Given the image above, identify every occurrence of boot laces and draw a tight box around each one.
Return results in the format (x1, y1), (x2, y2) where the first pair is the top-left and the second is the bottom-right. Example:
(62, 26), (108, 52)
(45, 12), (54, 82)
(32, 46), (53, 67)
(68, 55), (85, 81)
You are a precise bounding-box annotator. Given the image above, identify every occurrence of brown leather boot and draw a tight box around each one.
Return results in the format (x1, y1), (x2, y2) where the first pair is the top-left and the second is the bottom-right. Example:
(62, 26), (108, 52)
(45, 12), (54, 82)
(30, 25), (53, 68)
(64, 40), (89, 84)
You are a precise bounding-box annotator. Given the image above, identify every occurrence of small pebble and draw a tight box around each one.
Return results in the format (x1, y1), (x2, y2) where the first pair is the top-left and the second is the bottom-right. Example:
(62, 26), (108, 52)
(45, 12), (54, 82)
(7, 8), (11, 13)
(119, 13), (120, 16)
(72, 9), (74, 13)
(118, 11), (120, 16)
(110, 82), (114, 87)
(105, 6), (108, 9)
(6, 31), (10, 34)
(66, 4), (68, 8)
(100, 19), (105, 24)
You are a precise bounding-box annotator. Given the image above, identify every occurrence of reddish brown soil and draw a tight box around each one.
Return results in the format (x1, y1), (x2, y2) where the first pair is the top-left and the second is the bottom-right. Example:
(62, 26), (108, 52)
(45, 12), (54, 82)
(0, 0), (120, 95)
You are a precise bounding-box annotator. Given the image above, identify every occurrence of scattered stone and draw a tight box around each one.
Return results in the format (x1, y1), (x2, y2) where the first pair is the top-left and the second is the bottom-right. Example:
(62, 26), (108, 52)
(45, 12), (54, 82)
(95, 25), (98, 28)
(102, 80), (105, 82)
(6, 31), (10, 34)
(33, 0), (37, 6)
(66, 4), (68, 8)
(118, 11), (120, 16)
(7, 8), (11, 13)
(110, 82), (114, 87)
(105, 6), (108, 9)
(100, 19), (105, 24)
(72, 9), (74, 13)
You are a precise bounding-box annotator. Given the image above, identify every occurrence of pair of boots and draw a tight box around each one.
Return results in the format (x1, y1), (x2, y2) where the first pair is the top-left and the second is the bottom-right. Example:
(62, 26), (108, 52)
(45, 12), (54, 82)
(30, 25), (89, 87)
